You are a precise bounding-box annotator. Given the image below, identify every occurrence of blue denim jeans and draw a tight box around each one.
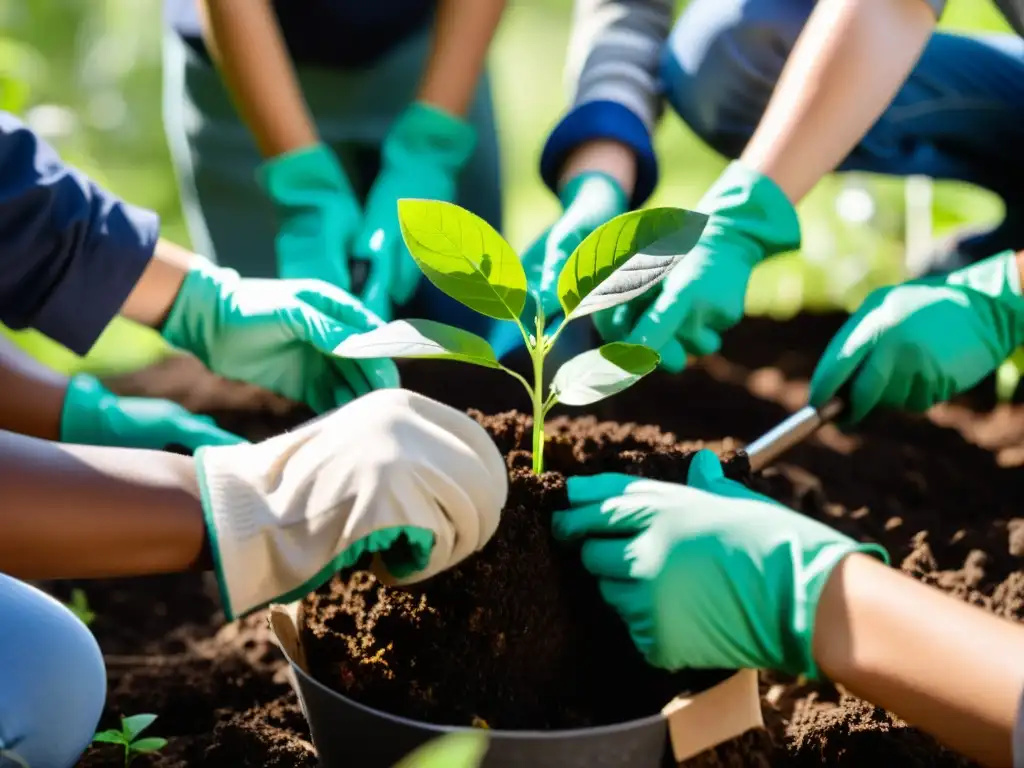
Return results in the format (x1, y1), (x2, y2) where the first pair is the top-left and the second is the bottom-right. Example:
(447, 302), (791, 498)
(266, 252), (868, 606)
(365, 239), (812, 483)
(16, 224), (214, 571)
(0, 575), (106, 767)
(661, 0), (1024, 258)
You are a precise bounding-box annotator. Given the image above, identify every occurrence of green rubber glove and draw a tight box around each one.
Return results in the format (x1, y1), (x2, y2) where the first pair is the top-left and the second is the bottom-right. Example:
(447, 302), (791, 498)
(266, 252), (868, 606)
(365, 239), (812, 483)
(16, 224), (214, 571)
(520, 171), (628, 320)
(61, 374), (244, 451)
(257, 143), (361, 290)
(552, 450), (888, 677)
(353, 102), (477, 308)
(598, 162), (800, 373)
(810, 249), (1024, 423)
(162, 260), (400, 414)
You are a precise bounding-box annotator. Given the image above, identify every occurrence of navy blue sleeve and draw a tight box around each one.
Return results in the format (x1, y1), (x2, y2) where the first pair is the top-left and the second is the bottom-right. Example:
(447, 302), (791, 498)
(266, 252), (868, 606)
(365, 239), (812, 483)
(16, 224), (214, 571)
(540, 101), (659, 208)
(0, 112), (158, 356)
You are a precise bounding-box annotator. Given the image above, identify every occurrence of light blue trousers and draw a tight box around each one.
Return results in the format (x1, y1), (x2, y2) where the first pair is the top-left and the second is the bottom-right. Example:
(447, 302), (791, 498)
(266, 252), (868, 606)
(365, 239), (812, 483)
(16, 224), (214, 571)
(0, 575), (106, 768)
(661, 0), (1024, 260)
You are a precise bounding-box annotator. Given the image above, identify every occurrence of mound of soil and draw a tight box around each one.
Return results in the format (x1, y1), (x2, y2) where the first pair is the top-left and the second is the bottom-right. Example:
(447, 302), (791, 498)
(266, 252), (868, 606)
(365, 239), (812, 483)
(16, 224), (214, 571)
(300, 415), (748, 730)
(45, 309), (1023, 767)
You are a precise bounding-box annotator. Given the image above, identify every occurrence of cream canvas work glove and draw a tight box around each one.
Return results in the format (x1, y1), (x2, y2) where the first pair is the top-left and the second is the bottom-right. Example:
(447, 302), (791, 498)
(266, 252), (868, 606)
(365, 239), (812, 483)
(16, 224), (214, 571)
(195, 389), (508, 619)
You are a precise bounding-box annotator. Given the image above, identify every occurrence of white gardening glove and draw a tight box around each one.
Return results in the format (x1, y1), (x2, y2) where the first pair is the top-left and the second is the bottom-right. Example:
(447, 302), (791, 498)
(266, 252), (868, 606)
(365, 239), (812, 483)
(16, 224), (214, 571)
(194, 388), (508, 620)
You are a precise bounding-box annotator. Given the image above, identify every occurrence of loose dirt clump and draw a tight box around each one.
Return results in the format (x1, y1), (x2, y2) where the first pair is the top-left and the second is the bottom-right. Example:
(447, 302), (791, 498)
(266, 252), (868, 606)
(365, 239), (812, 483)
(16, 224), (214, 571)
(41, 310), (1023, 767)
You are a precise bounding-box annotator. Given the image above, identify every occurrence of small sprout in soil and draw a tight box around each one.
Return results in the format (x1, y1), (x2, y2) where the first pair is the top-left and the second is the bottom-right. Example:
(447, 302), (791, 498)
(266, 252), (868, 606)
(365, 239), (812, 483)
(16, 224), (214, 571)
(92, 713), (168, 767)
(66, 587), (96, 626)
(335, 200), (707, 473)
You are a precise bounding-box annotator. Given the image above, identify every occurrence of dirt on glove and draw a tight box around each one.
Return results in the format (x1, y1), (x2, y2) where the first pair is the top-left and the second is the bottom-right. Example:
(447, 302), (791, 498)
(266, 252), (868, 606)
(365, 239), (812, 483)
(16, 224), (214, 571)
(57, 310), (1024, 767)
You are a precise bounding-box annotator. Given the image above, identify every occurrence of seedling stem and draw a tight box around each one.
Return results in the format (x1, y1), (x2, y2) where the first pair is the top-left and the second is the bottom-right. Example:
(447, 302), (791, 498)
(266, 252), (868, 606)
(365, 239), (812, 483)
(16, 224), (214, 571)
(333, 200), (709, 475)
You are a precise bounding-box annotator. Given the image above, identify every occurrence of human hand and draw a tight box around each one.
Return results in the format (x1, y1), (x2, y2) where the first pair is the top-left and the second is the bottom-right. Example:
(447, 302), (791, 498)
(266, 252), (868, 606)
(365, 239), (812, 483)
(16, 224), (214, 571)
(59, 374), (244, 451)
(810, 250), (1024, 423)
(596, 162), (800, 373)
(257, 143), (362, 291)
(552, 450), (886, 676)
(161, 260), (400, 414)
(195, 388), (508, 619)
(352, 102), (477, 310)
(519, 171), (628, 321)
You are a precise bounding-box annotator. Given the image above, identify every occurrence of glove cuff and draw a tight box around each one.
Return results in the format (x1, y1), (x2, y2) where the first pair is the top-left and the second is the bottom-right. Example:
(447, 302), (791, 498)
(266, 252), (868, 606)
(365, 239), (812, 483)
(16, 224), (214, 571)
(558, 171), (629, 217)
(196, 441), (293, 621)
(256, 143), (357, 208)
(161, 258), (237, 366)
(383, 101), (477, 173)
(700, 161), (802, 264)
(60, 374), (116, 445)
(791, 542), (890, 681)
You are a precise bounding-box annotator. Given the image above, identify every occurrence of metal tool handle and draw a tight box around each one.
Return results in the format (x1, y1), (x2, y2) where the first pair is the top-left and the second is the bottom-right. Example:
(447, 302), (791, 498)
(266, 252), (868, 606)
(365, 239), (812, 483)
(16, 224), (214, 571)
(744, 398), (844, 472)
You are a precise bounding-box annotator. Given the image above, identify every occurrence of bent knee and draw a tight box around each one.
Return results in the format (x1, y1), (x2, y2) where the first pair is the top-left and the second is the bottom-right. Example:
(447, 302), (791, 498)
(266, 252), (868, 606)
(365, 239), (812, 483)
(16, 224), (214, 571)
(659, 0), (810, 157)
(0, 577), (106, 768)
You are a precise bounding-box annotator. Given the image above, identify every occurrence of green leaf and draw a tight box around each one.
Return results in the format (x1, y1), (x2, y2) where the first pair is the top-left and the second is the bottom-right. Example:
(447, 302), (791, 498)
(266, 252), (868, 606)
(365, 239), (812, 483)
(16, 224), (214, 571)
(333, 319), (502, 370)
(390, 732), (489, 768)
(121, 714), (158, 741)
(557, 207), (707, 321)
(67, 587), (96, 626)
(398, 199), (527, 321)
(92, 730), (128, 745)
(130, 738), (168, 753)
(550, 343), (660, 407)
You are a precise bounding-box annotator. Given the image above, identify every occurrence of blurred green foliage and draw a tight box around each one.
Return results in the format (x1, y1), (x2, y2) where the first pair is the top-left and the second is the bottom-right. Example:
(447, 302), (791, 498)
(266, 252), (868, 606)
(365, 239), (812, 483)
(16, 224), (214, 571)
(0, 0), (1013, 374)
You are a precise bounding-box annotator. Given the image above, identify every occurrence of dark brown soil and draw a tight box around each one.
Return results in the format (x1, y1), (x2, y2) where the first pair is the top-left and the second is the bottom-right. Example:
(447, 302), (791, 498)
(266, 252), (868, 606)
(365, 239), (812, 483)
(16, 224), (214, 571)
(301, 415), (747, 730)
(46, 310), (1022, 767)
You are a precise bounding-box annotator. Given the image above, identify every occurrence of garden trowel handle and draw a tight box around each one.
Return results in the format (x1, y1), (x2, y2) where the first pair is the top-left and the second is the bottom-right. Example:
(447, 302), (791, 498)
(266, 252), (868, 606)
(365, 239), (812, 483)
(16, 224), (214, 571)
(744, 397), (845, 472)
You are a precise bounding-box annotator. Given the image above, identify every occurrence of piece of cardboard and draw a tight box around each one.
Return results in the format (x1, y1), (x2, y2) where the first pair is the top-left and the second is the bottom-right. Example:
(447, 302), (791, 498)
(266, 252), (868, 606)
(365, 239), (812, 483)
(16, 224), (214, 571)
(269, 601), (764, 763)
(661, 668), (763, 763)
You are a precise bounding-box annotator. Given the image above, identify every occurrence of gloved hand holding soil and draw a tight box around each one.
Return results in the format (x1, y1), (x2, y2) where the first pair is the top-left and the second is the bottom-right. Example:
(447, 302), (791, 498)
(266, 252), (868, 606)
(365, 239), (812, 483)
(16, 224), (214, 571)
(197, 387), (508, 618)
(552, 449), (888, 677)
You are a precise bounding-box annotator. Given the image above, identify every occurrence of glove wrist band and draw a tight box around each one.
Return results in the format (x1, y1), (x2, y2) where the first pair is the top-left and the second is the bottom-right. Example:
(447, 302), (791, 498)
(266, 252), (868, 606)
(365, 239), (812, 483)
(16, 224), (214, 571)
(161, 258), (236, 365)
(558, 170), (628, 214)
(60, 374), (114, 444)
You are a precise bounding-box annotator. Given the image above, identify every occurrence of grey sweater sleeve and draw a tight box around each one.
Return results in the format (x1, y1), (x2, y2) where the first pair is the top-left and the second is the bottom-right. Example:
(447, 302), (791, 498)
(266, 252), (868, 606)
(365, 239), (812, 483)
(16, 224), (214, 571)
(539, 0), (675, 206)
(563, 0), (675, 132)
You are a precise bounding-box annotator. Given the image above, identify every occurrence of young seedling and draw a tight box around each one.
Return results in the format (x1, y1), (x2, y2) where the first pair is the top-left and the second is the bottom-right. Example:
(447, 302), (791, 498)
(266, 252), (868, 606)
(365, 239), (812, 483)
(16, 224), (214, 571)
(335, 200), (707, 473)
(66, 587), (96, 626)
(92, 714), (168, 767)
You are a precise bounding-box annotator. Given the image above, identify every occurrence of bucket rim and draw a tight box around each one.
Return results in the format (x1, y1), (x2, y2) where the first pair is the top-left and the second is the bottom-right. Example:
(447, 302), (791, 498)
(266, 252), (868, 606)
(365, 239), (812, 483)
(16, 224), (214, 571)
(284, 651), (670, 741)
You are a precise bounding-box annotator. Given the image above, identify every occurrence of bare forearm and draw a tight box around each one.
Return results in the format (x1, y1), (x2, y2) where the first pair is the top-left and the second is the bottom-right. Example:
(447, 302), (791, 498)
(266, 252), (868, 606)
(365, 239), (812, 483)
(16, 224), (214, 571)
(0, 335), (68, 440)
(558, 139), (638, 199)
(0, 430), (207, 579)
(118, 238), (197, 330)
(417, 0), (507, 117)
(198, 0), (317, 157)
(740, 0), (937, 203)
(814, 553), (1024, 767)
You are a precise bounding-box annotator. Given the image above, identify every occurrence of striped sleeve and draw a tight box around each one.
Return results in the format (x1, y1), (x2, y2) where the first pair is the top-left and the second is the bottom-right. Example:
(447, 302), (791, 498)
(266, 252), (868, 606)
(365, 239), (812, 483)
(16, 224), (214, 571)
(540, 0), (674, 207)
